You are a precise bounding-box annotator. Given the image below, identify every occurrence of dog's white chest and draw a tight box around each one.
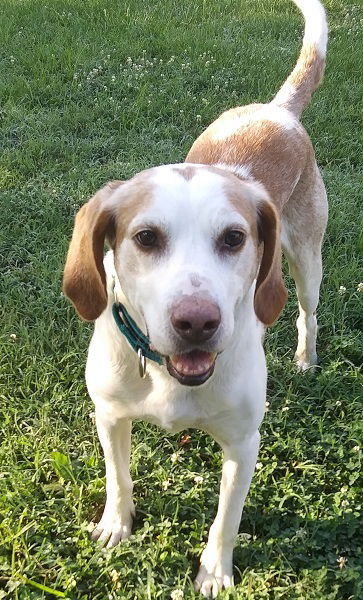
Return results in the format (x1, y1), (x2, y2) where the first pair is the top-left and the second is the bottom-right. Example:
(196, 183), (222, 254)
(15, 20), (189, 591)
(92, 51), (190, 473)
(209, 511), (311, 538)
(139, 394), (203, 432)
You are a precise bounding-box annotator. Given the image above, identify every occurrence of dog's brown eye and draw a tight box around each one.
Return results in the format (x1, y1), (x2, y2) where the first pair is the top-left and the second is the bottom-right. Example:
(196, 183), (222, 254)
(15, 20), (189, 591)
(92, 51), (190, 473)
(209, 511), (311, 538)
(223, 230), (245, 248)
(135, 229), (158, 248)
(135, 230), (158, 248)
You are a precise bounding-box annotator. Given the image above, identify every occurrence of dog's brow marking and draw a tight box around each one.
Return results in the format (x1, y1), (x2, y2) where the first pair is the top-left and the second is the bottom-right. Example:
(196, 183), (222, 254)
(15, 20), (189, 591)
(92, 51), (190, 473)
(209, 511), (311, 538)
(113, 178), (154, 245)
(172, 165), (196, 181)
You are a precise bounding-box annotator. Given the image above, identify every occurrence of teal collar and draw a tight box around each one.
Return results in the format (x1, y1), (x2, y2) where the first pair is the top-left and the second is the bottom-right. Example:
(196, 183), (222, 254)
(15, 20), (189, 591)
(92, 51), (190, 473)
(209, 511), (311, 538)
(112, 303), (163, 366)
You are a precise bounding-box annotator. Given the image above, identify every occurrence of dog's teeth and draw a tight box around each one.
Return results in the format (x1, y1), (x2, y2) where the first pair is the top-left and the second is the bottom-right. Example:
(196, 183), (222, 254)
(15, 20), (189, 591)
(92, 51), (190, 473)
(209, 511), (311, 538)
(170, 351), (217, 378)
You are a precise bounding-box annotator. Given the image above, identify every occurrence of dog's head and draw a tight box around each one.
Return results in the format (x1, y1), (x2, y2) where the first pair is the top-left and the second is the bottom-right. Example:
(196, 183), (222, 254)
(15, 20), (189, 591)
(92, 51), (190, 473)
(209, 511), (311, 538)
(63, 164), (287, 386)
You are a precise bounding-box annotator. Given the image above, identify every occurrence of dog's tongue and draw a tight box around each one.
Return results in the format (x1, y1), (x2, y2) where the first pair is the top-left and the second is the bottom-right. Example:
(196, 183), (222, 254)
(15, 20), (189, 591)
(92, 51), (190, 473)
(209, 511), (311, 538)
(169, 350), (216, 376)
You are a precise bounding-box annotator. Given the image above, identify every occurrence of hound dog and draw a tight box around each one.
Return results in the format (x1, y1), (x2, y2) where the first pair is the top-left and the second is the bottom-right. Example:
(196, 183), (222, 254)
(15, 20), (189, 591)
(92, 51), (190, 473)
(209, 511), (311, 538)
(63, 0), (328, 596)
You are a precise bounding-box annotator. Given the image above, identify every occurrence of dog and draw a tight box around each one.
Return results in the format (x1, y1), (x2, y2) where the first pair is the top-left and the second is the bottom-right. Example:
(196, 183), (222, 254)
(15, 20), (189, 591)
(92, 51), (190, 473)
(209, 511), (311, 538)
(63, 0), (328, 596)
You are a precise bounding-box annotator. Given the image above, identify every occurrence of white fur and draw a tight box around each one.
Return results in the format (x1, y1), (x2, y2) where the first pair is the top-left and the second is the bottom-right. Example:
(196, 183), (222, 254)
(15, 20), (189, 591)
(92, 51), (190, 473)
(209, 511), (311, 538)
(112, 168), (256, 358)
(292, 0), (328, 56)
(81, 150), (326, 598)
(214, 162), (254, 181)
(281, 214), (323, 370)
(272, 83), (298, 112)
(85, 166), (267, 598)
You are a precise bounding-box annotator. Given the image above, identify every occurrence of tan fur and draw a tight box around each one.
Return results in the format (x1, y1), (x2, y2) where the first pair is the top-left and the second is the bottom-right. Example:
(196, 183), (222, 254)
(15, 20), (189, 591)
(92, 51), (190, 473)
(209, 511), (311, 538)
(186, 106), (309, 208)
(225, 177), (288, 325)
(113, 175), (153, 245)
(184, 33), (327, 328)
(172, 165), (197, 181)
(224, 177), (261, 237)
(274, 44), (326, 117)
(63, 175), (157, 320)
(254, 200), (288, 325)
(63, 182), (122, 321)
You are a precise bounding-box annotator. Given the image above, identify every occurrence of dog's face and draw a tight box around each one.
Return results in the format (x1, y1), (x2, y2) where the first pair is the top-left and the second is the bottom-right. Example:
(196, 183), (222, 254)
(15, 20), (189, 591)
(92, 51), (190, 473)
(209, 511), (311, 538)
(63, 164), (287, 386)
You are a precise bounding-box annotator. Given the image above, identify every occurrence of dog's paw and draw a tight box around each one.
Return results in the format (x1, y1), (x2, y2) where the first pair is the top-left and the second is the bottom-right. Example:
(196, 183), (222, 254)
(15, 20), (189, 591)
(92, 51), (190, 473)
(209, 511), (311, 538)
(194, 548), (233, 598)
(91, 502), (135, 549)
(295, 353), (318, 373)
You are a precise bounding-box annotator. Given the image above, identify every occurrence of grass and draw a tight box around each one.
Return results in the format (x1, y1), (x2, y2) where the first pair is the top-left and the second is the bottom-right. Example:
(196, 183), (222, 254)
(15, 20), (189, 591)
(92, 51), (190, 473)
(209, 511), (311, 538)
(0, 0), (362, 598)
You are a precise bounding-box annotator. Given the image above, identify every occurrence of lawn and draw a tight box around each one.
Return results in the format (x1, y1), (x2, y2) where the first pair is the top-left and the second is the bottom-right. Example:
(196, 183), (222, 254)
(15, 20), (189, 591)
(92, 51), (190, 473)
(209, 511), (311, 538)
(0, 0), (362, 598)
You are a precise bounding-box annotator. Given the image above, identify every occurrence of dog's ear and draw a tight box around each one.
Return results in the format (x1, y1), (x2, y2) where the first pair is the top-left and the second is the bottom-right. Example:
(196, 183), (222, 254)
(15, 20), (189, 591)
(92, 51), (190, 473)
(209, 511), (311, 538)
(63, 181), (123, 321)
(254, 199), (288, 326)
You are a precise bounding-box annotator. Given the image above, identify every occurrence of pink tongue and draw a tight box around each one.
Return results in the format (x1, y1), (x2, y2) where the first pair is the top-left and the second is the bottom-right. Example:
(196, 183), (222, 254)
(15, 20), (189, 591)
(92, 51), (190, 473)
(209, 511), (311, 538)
(170, 350), (214, 376)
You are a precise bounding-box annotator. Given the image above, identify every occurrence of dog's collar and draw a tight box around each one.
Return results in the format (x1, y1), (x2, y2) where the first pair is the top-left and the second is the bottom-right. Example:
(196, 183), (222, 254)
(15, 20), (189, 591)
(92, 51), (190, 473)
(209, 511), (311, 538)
(112, 303), (163, 375)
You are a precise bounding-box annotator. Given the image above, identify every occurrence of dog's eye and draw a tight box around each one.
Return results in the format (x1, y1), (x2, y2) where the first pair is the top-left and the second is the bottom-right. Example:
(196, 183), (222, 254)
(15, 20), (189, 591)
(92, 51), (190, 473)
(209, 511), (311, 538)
(135, 229), (158, 248)
(223, 230), (245, 249)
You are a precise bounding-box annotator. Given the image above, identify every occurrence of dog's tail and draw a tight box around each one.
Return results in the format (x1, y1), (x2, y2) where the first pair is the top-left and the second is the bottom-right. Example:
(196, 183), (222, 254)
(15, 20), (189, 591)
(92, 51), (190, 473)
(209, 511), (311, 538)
(272, 0), (328, 119)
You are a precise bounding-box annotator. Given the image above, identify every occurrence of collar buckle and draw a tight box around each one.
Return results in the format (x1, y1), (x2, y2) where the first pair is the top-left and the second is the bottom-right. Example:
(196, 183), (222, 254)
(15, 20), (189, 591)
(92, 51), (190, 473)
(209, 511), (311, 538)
(137, 348), (147, 378)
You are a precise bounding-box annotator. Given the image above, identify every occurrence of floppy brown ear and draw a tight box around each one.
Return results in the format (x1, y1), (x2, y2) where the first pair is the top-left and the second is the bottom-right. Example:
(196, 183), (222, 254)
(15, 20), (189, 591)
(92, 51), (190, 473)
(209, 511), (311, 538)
(254, 199), (288, 326)
(63, 181), (123, 321)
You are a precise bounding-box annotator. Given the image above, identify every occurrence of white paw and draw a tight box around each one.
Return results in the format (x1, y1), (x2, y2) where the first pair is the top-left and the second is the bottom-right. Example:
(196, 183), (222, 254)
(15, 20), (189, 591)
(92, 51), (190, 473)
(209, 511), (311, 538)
(91, 501), (135, 549)
(295, 353), (317, 372)
(194, 548), (233, 598)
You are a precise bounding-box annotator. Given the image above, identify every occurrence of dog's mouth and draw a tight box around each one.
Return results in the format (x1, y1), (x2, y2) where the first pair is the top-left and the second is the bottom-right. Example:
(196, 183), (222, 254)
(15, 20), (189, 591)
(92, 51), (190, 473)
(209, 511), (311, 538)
(166, 350), (217, 386)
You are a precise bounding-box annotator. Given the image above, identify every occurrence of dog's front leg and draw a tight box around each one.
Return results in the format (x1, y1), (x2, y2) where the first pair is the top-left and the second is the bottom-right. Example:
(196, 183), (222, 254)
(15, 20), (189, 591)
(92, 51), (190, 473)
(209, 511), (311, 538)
(194, 431), (260, 598)
(91, 413), (135, 548)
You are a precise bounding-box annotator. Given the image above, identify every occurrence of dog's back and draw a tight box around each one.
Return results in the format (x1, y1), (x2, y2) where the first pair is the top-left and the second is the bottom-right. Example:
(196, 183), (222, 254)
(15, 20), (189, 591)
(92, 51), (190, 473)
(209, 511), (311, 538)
(186, 0), (328, 208)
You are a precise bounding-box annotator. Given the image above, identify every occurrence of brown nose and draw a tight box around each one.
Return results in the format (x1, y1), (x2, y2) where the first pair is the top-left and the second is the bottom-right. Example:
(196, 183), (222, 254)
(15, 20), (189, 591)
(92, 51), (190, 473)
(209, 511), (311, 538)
(171, 295), (221, 343)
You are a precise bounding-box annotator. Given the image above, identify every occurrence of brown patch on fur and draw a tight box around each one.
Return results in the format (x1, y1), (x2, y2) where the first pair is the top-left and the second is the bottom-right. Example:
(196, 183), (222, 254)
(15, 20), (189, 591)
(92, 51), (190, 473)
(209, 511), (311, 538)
(274, 44), (326, 118)
(186, 104), (309, 208)
(290, 44), (325, 89)
(185, 39), (325, 326)
(63, 181), (123, 321)
(223, 177), (261, 244)
(254, 200), (288, 325)
(113, 173), (154, 246)
(223, 176), (287, 325)
(63, 171), (155, 321)
(107, 180), (124, 191)
(172, 165), (196, 181)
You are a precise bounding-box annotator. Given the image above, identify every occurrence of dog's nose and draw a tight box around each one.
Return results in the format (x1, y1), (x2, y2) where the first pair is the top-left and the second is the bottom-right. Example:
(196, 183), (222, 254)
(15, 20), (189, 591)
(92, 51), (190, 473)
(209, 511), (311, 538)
(171, 296), (221, 343)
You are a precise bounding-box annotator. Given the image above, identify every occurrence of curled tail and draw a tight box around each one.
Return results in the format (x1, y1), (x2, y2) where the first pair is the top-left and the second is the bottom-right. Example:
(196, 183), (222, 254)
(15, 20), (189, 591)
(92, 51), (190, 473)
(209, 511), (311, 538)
(273, 0), (328, 119)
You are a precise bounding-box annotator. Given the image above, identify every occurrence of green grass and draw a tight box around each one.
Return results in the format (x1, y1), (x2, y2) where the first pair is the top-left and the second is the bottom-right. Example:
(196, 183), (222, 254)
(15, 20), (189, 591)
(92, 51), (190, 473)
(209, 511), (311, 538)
(1, 0), (362, 598)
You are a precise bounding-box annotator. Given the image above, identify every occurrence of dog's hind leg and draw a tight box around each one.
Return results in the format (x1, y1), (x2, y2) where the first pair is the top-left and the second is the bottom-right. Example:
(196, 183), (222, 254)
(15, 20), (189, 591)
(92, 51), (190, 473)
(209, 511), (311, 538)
(281, 161), (328, 370)
(91, 413), (135, 548)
